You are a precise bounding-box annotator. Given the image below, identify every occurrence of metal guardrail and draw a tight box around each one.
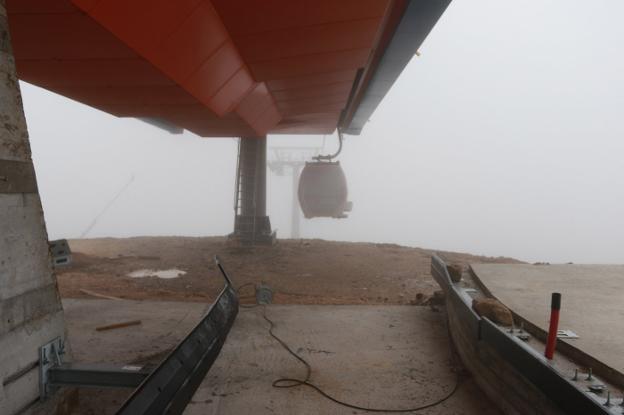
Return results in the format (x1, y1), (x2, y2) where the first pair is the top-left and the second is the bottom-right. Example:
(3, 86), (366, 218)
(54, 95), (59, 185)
(116, 257), (238, 415)
(41, 257), (238, 415)
(480, 318), (609, 415)
(431, 255), (612, 415)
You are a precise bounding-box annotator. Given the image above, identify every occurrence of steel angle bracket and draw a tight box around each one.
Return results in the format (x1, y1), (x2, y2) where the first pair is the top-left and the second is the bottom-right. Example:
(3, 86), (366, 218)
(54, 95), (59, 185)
(39, 337), (65, 400)
(115, 256), (239, 415)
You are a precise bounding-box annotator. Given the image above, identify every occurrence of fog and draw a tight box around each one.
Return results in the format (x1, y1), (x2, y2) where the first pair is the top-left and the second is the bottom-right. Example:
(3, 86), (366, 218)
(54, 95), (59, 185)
(22, 0), (624, 264)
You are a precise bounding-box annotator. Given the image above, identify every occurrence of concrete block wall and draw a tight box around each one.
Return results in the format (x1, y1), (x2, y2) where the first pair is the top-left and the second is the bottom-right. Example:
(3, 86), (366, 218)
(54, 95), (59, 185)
(0, 1), (70, 413)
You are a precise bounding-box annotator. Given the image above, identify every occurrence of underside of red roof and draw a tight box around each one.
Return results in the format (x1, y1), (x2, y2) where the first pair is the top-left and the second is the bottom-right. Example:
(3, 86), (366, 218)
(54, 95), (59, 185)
(7, 0), (448, 137)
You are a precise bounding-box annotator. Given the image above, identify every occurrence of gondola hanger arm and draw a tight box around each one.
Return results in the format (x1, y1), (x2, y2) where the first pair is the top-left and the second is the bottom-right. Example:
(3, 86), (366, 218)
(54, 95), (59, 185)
(313, 129), (343, 161)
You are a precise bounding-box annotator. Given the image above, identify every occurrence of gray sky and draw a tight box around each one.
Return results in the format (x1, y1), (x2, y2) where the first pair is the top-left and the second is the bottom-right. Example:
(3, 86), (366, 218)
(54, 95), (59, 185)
(22, 0), (624, 264)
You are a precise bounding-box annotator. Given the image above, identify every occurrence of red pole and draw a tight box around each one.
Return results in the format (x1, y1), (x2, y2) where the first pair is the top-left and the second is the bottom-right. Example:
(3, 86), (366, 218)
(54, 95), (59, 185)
(545, 293), (561, 359)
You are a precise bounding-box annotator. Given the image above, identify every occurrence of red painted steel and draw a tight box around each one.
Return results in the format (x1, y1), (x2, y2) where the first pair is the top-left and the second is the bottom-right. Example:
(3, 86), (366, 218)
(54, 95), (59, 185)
(7, 0), (399, 136)
(545, 293), (562, 360)
(70, 0), (270, 126)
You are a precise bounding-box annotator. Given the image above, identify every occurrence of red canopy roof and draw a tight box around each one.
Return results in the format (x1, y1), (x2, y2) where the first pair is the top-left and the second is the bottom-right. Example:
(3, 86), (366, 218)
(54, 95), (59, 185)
(7, 0), (449, 137)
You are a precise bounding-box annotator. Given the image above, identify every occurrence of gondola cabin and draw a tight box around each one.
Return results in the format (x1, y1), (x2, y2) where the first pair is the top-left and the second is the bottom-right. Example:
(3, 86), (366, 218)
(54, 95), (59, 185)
(298, 161), (352, 219)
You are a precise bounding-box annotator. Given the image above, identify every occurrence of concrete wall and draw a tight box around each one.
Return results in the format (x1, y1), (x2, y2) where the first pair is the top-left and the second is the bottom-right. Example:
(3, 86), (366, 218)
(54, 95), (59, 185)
(0, 1), (70, 413)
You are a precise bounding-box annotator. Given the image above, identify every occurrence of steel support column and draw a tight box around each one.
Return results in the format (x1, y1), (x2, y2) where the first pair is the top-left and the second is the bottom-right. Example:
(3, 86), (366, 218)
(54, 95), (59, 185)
(291, 164), (302, 239)
(231, 137), (275, 245)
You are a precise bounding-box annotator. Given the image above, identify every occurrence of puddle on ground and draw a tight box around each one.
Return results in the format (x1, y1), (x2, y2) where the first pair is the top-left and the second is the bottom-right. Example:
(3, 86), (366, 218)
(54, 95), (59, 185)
(127, 269), (186, 279)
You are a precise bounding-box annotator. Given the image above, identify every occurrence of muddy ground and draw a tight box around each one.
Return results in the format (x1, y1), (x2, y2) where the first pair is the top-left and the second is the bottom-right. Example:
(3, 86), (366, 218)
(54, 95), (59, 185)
(57, 237), (521, 305)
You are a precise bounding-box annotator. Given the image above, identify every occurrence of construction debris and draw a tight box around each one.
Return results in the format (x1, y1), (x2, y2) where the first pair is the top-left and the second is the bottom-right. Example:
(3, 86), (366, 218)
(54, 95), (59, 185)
(424, 290), (446, 311)
(446, 264), (463, 283)
(96, 320), (142, 332)
(80, 289), (123, 301)
(472, 298), (513, 326)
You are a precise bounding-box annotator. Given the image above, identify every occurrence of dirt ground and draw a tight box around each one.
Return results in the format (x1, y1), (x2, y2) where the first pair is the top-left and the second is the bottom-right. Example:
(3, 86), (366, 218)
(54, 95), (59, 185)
(64, 301), (504, 415)
(56, 237), (515, 414)
(57, 237), (521, 305)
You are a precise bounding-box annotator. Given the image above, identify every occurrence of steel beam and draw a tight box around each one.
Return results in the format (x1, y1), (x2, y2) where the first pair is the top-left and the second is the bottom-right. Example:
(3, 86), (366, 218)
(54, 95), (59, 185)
(49, 363), (150, 389)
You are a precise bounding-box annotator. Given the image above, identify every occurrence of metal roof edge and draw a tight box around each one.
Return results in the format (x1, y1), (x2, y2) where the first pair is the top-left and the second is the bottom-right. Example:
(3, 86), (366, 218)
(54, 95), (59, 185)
(341, 0), (452, 135)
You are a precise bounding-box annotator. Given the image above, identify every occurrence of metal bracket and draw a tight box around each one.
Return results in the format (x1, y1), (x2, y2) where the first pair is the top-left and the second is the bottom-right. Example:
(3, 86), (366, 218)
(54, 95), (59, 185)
(40, 338), (152, 397)
(49, 239), (72, 267)
(557, 329), (580, 339)
(255, 283), (273, 304)
(39, 337), (64, 400)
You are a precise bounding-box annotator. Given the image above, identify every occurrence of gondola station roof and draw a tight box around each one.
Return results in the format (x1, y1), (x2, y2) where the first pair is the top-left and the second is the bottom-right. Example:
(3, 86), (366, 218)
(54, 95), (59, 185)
(7, 0), (450, 137)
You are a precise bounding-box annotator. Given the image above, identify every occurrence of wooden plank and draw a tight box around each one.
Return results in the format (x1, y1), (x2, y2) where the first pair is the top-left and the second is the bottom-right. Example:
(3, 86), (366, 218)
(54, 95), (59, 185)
(96, 320), (142, 332)
(79, 289), (123, 301)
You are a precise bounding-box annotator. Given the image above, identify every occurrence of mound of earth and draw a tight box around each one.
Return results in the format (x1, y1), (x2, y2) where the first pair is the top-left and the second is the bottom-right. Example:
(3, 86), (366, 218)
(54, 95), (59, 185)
(56, 237), (521, 305)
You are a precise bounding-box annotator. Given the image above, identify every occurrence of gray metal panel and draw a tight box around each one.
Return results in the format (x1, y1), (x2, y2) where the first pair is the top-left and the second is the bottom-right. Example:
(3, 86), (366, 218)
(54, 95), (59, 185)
(480, 319), (612, 415)
(137, 118), (184, 134)
(343, 0), (452, 135)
